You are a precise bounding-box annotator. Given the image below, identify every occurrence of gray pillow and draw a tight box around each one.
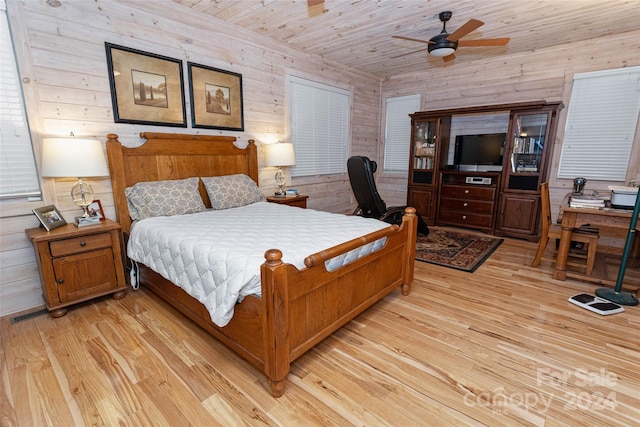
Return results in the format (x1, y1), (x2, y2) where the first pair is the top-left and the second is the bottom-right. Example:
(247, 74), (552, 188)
(202, 174), (262, 209)
(125, 177), (206, 220)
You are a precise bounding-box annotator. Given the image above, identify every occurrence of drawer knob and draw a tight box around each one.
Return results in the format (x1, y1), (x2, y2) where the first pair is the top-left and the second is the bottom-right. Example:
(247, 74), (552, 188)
(464, 190), (469, 194)
(57, 278), (64, 284)
(462, 215), (467, 220)
(463, 202), (468, 207)
(80, 241), (86, 247)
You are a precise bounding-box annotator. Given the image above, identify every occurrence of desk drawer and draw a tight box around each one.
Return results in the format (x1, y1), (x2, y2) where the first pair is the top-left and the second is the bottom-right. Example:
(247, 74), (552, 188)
(441, 185), (495, 200)
(49, 233), (112, 257)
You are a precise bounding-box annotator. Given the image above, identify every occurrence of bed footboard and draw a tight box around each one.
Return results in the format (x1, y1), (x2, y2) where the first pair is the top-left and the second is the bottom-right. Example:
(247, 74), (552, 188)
(260, 208), (417, 396)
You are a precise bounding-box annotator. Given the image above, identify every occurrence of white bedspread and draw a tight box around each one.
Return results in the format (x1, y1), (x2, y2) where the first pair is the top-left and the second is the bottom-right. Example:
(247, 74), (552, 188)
(127, 202), (391, 327)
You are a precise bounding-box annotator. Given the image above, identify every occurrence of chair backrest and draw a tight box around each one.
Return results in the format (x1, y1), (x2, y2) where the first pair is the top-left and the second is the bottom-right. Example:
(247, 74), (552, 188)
(539, 182), (552, 235)
(347, 156), (388, 218)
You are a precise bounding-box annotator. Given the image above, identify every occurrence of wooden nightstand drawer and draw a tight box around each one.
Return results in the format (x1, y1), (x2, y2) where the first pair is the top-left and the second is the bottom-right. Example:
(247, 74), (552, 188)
(49, 233), (112, 257)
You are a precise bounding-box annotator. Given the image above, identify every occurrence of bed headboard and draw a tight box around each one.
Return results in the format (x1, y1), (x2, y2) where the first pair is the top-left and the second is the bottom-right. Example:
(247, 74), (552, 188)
(106, 132), (258, 234)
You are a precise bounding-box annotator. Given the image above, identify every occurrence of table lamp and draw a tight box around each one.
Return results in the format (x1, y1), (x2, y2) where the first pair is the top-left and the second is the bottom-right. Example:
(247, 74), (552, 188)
(41, 138), (110, 224)
(265, 142), (296, 196)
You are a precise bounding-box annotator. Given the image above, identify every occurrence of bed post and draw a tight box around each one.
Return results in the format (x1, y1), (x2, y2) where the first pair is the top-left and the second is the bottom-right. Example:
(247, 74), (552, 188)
(260, 249), (290, 397)
(402, 207), (417, 296)
(246, 140), (259, 184)
(106, 134), (133, 234)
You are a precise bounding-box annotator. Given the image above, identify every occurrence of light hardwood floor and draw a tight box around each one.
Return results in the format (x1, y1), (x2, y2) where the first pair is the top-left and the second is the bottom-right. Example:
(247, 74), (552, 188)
(2, 236), (639, 426)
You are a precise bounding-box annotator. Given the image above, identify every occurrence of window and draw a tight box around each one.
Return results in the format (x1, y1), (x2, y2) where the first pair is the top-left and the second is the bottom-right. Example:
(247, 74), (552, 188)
(288, 76), (350, 177)
(557, 66), (640, 181)
(0, 0), (40, 199)
(383, 94), (420, 172)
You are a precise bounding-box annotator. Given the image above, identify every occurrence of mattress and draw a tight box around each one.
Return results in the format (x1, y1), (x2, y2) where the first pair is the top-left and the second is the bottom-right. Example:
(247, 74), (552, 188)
(127, 202), (390, 326)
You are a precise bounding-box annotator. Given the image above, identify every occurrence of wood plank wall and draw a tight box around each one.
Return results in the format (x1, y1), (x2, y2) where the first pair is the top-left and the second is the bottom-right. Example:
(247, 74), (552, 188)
(1, 0), (639, 316)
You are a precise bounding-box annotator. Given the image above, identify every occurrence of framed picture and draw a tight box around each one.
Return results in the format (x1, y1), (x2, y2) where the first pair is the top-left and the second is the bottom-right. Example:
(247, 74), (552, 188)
(105, 42), (186, 127)
(33, 205), (67, 231)
(188, 62), (244, 131)
(87, 200), (105, 220)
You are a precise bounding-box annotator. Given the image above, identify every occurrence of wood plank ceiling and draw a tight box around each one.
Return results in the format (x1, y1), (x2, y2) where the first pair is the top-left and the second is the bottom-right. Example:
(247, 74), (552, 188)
(170, 0), (640, 78)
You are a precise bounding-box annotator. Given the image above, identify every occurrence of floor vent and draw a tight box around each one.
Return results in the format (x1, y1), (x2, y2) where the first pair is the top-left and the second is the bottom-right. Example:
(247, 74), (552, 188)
(10, 308), (49, 324)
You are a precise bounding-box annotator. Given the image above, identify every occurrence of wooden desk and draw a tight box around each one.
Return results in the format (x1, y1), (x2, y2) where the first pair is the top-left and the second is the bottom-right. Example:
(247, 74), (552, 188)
(553, 207), (639, 288)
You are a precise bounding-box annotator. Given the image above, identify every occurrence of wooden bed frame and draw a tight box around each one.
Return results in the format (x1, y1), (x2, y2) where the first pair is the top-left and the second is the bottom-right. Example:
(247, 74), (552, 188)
(106, 132), (417, 397)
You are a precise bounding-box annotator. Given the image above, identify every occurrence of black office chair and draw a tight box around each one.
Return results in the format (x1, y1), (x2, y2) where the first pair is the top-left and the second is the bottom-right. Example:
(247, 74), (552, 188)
(347, 156), (429, 235)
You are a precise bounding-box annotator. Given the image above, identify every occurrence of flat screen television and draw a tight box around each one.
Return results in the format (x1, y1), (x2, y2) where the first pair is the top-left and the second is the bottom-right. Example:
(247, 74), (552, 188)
(454, 133), (506, 172)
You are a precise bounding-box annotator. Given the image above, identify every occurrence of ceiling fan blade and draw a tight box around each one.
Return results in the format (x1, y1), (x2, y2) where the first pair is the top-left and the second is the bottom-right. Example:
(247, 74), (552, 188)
(392, 35), (434, 45)
(391, 47), (430, 59)
(443, 53), (456, 62)
(458, 38), (510, 47)
(446, 18), (483, 42)
(307, 0), (324, 17)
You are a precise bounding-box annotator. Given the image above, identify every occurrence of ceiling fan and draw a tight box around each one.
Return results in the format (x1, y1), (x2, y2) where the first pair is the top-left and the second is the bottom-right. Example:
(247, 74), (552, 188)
(392, 11), (510, 62)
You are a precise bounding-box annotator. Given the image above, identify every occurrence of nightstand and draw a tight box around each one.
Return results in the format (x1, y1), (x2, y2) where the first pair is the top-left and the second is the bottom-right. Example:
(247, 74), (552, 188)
(266, 195), (309, 208)
(25, 219), (127, 317)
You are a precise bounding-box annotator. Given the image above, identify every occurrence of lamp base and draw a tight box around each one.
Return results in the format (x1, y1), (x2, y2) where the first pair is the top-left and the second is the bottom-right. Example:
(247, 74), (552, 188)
(273, 190), (286, 197)
(595, 287), (639, 306)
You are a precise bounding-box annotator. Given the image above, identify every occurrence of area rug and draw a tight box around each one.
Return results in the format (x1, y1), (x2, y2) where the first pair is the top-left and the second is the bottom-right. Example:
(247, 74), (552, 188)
(416, 228), (503, 272)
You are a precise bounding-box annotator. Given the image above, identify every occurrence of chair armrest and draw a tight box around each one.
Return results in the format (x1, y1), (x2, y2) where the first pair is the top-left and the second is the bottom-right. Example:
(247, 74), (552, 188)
(380, 206), (406, 223)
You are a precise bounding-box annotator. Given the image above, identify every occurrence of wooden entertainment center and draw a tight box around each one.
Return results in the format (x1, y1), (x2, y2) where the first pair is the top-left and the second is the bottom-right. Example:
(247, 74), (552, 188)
(407, 100), (563, 241)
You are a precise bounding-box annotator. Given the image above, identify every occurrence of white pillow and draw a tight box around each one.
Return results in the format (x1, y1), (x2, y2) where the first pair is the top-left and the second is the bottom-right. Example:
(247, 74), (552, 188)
(125, 177), (206, 220)
(201, 174), (262, 209)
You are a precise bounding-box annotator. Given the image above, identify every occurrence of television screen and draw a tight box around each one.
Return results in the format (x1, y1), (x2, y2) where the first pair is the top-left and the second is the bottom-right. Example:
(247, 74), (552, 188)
(454, 133), (506, 167)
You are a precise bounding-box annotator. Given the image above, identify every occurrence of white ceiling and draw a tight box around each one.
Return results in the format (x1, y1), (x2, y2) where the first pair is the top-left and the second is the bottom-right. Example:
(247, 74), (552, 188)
(170, 0), (640, 78)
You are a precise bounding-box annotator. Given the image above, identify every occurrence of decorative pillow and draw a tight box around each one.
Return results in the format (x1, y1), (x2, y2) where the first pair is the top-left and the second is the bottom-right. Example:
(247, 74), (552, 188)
(202, 174), (262, 210)
(125, 177), (206, 221)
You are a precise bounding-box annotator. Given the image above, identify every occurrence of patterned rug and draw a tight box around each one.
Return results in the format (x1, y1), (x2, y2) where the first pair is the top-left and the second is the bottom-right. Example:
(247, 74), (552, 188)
(416, 228), (503, 272)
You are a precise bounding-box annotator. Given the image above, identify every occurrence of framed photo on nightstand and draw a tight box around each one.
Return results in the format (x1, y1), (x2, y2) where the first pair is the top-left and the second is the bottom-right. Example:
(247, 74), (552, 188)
(87, 200), (105, 220)
(33, 205), (67, 231)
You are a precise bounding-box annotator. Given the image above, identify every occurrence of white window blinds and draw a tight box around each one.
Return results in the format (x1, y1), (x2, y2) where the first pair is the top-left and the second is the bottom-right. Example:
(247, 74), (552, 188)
(0, 0), (40, 199)
(383, 94), (420, 172)
(289, 76), (350, 177)
(557, 66), (640, 181)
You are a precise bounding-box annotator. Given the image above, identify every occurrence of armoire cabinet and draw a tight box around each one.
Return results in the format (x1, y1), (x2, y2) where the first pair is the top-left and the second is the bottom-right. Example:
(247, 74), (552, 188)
(407, 101), (563, 241)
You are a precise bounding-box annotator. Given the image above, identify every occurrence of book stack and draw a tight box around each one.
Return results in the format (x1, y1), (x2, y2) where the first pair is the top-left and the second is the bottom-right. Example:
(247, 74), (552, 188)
(285, 188), (299, 197)
(569, 195), (605, 209)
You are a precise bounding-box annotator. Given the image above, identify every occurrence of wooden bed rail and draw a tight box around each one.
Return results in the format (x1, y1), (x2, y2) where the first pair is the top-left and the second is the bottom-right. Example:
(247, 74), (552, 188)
(303, 208), (416, 267)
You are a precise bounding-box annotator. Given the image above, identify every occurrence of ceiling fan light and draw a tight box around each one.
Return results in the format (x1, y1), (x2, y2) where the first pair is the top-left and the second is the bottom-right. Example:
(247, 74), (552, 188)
(429, 47), (455, 57)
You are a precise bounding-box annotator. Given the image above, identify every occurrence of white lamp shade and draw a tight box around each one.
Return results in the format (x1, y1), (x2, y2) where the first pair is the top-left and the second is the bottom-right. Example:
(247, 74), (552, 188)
(265, 142), (296, 167)
(41, 138), (109, 178)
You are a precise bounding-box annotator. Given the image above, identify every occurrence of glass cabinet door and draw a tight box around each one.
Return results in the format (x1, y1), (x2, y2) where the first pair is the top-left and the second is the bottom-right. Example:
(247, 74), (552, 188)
(510, 113), (549, 174)
(506, 111), (552, 192)
(411, 119), (439, 186)
(413, 120), (437, 171)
